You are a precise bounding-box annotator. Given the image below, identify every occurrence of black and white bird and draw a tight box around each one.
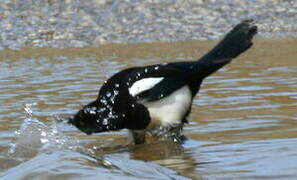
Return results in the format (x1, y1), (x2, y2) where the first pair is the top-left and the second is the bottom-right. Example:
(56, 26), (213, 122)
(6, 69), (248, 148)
(68, 20), (257, 144)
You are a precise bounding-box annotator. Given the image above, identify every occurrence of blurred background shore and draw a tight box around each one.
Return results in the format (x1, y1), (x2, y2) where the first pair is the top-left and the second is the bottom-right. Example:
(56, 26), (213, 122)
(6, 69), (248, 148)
(0, 0), (296, 50)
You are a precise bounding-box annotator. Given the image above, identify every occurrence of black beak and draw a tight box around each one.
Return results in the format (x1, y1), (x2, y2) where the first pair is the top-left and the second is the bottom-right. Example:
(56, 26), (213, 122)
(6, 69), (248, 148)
(85, 131), (92, 135)
(67, 116), (93, 135)
(68, 116), (75, 125)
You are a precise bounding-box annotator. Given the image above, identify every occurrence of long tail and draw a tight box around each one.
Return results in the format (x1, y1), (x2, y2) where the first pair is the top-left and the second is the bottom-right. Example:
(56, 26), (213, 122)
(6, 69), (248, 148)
(195, 19), (257, 78)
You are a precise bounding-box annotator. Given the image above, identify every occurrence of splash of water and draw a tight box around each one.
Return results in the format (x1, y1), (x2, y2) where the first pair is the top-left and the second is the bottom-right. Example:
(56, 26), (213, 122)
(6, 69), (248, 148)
(9, 103), (82, 157)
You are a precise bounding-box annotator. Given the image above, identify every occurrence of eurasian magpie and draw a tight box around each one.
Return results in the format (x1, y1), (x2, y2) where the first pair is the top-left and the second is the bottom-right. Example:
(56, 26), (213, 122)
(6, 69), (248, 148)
(68, 19), (257, 144)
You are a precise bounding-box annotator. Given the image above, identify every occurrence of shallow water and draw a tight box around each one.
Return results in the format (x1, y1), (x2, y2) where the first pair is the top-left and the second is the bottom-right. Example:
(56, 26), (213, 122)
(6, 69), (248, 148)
(0, 38), (297, 179)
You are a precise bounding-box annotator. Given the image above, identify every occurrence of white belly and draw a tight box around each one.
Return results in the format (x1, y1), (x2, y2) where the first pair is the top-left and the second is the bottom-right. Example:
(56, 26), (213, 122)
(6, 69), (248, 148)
(142, 86), (192, 128)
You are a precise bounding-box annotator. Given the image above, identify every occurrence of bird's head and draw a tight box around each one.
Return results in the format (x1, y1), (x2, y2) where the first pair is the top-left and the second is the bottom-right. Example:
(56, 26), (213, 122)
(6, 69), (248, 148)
(68, 101), (104, 135)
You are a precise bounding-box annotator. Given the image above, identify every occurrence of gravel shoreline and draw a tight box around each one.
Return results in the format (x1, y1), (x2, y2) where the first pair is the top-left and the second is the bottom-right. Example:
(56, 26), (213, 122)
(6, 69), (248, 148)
(0, 0), (296, 50)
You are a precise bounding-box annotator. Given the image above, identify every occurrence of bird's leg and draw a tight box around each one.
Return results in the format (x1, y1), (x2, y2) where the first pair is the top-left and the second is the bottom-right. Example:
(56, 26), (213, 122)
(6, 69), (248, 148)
(168, 123), (187, 143)
(129, 130), (146, 144)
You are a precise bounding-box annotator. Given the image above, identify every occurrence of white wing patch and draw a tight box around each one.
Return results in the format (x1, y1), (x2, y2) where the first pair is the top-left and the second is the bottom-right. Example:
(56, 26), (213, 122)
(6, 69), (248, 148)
(129, 77), (164, 97)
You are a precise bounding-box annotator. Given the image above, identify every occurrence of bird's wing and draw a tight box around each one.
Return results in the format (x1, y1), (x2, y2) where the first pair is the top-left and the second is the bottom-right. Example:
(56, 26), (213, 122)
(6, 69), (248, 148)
(125, 63), (196, 102)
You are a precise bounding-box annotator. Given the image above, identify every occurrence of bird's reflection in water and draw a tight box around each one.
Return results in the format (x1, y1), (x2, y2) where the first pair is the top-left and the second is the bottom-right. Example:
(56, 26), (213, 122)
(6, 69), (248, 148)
(86, 135), (204, 179)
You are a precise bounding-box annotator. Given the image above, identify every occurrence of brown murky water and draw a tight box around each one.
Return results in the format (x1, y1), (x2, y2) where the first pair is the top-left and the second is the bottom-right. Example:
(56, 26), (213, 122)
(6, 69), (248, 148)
(0, 38), (297, 179)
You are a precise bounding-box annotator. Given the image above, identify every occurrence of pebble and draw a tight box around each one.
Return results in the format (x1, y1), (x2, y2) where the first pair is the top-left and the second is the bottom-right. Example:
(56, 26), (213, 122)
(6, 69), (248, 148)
(70, 40), (89, 48)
